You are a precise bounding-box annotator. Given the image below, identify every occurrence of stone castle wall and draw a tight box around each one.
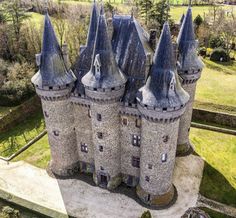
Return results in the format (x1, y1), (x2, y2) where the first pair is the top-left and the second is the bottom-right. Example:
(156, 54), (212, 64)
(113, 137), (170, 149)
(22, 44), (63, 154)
(41, 98), (78, 176)
(90, 101), (121, 188)
(140, 118), (179, 196)
(120, 114), (141, 183)
(177, 82), (197, 148)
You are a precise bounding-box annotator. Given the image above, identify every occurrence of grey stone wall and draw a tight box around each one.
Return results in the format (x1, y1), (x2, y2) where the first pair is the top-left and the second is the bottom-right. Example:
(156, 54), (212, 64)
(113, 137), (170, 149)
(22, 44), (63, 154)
(177, 82), (197, 148)
(73, 104), (94, 165)
(90, 101), (121, 188)
(41, 97), (78, 176)
(140, 118), (179, 196)
(120, 114), (141, 178)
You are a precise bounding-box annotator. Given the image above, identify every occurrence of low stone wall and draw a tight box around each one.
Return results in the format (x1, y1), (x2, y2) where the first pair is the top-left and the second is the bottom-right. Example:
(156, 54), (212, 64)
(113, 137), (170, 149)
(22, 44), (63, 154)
(0, 96), (41, 133)
(192, 108), (236, 129)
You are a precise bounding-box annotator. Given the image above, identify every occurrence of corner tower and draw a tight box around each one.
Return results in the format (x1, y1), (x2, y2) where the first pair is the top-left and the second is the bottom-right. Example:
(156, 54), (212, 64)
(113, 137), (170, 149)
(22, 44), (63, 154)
(31, 13), (78, 176)
(136, 22), (189, 207)
(82, 8), (127, 190)
(176, 7), (204, 156)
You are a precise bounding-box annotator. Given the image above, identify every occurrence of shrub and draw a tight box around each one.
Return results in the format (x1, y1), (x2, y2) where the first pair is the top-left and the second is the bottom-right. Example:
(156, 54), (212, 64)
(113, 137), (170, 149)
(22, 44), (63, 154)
(141, 210), (152, 218)
(194, 14), (203, 27)
(199, 47), (206, 56)
(210, 48), (230, 62)
(209, 36), (225, 49)
(0, 61), (35, 106)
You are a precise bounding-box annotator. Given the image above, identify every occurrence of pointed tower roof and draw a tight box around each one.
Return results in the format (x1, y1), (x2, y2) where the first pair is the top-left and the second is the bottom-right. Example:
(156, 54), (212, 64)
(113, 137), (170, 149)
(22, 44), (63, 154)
(82, 6), (126, 89)
(32, 13), (75, 87)
(177, 7), (204, 71)
(137, 22), (189, 109)
(86, 0), (99, 47)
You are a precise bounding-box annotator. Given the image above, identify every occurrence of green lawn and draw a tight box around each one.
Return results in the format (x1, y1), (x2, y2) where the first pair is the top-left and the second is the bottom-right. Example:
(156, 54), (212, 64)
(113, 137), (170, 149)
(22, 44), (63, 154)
(200, 207), (234, 218)
(196, 59), (236, 108)
(0, 110), (45, 159)
(190, 128), (236, 206)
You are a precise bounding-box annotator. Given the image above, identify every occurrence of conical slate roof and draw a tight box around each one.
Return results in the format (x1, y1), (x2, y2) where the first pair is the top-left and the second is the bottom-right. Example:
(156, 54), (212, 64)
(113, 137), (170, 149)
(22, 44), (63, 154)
(137, 22), (189, 109)
(31, 13), (75, 87)
(86, 0), (99, 47)
(82, 7), (126, 89)
(177, 7), (204, 71)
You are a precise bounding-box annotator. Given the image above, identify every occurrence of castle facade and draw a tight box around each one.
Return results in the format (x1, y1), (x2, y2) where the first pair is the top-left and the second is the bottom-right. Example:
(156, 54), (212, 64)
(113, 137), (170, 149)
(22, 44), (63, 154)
(31, 2), (203, 208)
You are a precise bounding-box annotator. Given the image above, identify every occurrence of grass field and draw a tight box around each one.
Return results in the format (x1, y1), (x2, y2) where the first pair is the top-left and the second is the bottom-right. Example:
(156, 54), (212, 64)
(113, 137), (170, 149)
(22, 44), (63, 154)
(0, 106), (15, 117)
(0, 110), (45, 159)
(190, 128), (236, 206)
(196, 59), (236, 108)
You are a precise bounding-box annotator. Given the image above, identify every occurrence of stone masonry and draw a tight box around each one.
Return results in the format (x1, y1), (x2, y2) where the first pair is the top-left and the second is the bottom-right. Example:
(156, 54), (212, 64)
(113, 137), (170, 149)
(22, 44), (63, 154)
(31, 1), (203, 209)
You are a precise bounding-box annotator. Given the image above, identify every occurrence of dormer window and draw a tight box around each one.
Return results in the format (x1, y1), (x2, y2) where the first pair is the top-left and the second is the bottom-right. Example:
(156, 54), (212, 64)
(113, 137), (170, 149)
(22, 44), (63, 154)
(94, 54), (101, 79)
(169, 73), (176, 91)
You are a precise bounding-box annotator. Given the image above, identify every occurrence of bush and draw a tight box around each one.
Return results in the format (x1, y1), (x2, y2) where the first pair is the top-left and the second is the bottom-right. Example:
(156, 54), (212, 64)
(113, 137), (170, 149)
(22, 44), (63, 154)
(0, 61), (35, 106)
(199, 47), (206, 56)
(141, 210), (152, 218)
(210, 48), (230, 62)
(209, 36), (225, 49)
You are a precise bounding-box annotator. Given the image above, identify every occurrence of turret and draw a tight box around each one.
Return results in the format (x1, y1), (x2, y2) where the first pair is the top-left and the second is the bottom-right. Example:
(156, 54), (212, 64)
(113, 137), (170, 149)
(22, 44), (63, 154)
(82, 7), (127, 190)
(136, 22), (189, 207)
(176, 7), (204, 156)
(31, 13), (78, 177)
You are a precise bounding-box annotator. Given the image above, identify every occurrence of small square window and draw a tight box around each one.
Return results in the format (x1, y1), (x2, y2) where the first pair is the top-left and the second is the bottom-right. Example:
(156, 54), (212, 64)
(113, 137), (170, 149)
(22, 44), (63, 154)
(100, 166), (104, 170)
(122, 117), (128, 126)
(132, 135), (141, 147)
(161, 153), (167, 163)
(44, 111), (49, 118)
(97, 113), (102, 121)
(99, 145), (103, 152)
(162, 135), (169, 143)
(97, 132), (103, 139)
(148, 164), (152, 169)
(145, 176), (150, 182)
(81, 143), (88, 153)
(132, 156), (140, 168)
(135, 119), (141, 128)
(53, 130), (59, 136)
(88, 109), (91, 118)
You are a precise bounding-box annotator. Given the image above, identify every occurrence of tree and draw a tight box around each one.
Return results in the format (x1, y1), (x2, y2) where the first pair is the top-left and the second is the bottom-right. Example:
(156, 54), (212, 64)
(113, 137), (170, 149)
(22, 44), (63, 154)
(141, 210), (152, 218)
(1, 0), (29, 42)
(138, 0), (153, 25)
(148, 0), (171, 31)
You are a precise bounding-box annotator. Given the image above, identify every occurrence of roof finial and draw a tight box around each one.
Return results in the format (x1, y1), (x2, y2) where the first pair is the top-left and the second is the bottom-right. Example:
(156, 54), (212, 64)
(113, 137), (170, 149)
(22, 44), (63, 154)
(100, 1), (104, 15)
(166, 0), (170, 21)
(131, 7), (134, 20)
(44, 0), (48, 13)
(189, 0), (192, 7)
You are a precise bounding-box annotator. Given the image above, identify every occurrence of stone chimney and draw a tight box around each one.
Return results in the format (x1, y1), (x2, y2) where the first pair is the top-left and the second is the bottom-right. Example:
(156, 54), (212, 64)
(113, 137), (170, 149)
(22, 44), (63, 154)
(149, 29), (157, 50)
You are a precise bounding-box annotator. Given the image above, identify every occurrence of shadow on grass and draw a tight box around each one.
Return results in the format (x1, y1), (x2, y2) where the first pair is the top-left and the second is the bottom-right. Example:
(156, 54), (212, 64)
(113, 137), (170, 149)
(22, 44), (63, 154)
(0, 110), (45, 157)
(200, 162), (236, 208)
(200, 207), (234, 218)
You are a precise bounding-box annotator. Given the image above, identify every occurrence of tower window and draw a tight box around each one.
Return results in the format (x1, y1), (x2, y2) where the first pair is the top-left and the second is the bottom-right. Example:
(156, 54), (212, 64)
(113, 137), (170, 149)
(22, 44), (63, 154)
(100, 166), (104, 170)
(132, 156), (140, 168)
(53, 130), (59, 136)
(148, 164), (152, 169)
(44, 111), (49, 118)
(97, 113), (102, 121)
(97, 132), (103, 139)
(132, 135), (141, 147)
(88, 109), (91, 118)
(135, 119), (141, 128)
(81, 143), (88, 153)
(145, 176), (150, 182)
(162, 135), (169, 143)
(122, 117), (128, 126)
(99, 145), (103, 152)
(161, 153), (167, 163)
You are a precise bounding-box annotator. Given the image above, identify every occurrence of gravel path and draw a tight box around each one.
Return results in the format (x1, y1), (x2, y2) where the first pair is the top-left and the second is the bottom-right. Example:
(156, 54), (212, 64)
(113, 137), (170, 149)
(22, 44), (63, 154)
(0, 155), (204, 218)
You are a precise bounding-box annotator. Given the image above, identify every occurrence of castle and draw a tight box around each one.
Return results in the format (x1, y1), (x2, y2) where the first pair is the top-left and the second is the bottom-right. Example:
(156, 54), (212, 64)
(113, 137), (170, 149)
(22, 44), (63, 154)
(31, 2), (204, 208)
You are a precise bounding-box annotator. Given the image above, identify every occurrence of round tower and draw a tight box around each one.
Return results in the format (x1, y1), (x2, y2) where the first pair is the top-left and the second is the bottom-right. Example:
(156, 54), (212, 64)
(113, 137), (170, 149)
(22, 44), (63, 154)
(82, 8), (127, 190)
(31, 14), (78, 177)
(176, 7), (204, 156)
(136, 22), (189, 208)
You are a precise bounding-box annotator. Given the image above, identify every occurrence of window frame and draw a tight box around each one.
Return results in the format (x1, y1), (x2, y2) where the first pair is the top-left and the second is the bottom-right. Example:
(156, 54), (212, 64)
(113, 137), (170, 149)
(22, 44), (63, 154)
(81, 143), (88, 153)
(161, 153), (167, 163)
(132, 134), (141, 147)
(97, 113), (102, 121)
(132, 156), (140, 168)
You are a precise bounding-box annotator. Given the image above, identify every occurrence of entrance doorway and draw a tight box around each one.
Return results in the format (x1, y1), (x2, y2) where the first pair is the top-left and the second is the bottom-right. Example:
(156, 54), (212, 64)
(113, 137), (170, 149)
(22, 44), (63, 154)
(100, 174), (108, 188)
